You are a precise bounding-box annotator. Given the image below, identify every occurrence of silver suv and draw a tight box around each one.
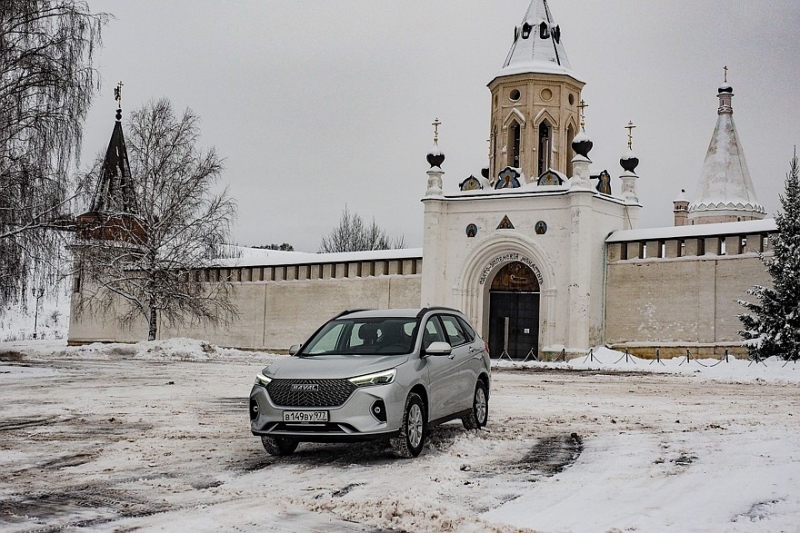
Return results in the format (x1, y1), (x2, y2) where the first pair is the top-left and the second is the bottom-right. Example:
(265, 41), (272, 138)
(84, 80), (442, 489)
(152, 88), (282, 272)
(249, 308), (491, 458)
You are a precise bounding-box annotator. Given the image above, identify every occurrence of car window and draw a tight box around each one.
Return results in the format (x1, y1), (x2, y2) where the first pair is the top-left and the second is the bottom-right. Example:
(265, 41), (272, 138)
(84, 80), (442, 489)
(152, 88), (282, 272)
(457, 316), (476, 342)
(305, 322), (346, 354)
(423, 317), (446, 349)
(440, 315), (467, 346)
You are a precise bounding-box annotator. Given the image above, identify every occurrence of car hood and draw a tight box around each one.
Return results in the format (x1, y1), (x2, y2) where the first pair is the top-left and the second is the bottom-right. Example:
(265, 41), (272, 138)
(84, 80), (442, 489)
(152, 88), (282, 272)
(262, 354), (409, 380)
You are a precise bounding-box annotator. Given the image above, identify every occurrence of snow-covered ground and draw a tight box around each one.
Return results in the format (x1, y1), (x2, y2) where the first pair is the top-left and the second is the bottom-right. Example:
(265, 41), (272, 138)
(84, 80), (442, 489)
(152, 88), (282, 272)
(1, 339), (799, 532)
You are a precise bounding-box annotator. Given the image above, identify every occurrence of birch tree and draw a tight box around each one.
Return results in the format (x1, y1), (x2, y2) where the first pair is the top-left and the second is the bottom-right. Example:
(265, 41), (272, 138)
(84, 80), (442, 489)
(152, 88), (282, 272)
(77, 99), (237, 341)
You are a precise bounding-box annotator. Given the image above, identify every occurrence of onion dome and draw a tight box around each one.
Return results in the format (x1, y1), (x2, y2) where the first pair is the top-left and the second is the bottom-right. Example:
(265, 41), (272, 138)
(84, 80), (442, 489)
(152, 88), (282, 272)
(427, 144), (445, 169)
(620, 147), (639, 173)
(718, 83), (733, 94)
(674, 189), (689, 203)
(572, 131), (593, 158)
(427, 117), (445, 169)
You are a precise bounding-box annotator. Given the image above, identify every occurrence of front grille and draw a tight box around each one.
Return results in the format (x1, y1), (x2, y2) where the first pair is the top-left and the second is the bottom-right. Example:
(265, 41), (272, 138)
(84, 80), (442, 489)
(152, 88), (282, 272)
(266, 379), (357, 407)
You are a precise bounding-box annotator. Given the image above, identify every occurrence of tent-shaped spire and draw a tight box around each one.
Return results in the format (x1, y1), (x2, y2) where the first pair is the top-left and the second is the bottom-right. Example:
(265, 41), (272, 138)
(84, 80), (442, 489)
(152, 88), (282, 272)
(689, 82), (765, 223)
(496, 0), (582, 82)
(90, 101), (138, 215)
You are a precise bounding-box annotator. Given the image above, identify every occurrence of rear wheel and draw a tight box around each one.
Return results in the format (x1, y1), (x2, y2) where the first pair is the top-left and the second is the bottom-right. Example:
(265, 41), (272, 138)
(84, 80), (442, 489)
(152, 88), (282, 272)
(390, 392), (426, 458)
(462, 380), (488, 430)
(261, 435), (299, 456)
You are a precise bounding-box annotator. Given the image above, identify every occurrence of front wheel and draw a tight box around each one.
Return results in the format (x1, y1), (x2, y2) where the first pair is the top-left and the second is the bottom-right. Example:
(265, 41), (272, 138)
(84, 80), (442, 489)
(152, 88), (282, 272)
(462, 380), (488, 430)
(261, 435), (298, 456)
(390, 392), (426, 458)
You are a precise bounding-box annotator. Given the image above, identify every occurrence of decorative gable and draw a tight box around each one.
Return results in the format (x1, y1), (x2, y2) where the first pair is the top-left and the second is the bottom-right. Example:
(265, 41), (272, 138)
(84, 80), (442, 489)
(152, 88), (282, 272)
(497, 216), (515, 230)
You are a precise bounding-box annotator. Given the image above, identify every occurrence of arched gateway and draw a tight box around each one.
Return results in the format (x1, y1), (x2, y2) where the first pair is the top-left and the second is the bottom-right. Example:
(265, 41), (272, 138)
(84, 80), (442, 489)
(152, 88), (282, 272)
(488, 262), (540, 359)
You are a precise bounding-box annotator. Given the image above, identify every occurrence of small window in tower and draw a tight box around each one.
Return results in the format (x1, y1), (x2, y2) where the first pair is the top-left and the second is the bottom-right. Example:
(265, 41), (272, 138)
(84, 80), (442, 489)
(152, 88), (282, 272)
(537, 121), (551, 176)
(522, 23), (532, 39)
(509, 122), (521, 168)
(540, 23), (550, 39)
(509, 89), (521, 102)
(552, 25), (561, 43)
(568, 94), (575, 106)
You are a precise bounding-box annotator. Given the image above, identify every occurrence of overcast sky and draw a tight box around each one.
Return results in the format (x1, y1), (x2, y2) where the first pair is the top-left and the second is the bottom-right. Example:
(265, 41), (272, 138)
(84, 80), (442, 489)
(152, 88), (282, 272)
(81, 0), (800, 252)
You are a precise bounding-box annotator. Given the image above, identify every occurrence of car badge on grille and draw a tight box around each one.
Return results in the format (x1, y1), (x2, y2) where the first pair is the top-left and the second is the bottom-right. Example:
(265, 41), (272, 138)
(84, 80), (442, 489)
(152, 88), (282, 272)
(291, 383), (319, 392)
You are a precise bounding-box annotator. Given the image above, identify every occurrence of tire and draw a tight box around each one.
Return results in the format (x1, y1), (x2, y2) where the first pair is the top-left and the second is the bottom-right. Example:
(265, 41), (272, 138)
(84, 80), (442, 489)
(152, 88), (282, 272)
(462, 380), (488, 430)
(261, 435), (299, 456)
(390, 392), (426, 458)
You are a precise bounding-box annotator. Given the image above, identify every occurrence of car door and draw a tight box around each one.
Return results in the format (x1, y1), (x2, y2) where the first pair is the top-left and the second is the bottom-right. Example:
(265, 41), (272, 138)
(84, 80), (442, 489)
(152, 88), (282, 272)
(422, 315), (462, 421)
(438, 314), (477, 413)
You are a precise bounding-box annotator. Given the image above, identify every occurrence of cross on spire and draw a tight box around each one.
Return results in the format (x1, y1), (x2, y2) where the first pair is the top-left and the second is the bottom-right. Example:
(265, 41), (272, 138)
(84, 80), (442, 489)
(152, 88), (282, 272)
(114, 81), (124, 122)
(577, 99), (588, 131)
(432, 118), (441, 144)
(626, 121), (636, 149)
(114, 81), (124, 109)
(723, 65), (728, 83)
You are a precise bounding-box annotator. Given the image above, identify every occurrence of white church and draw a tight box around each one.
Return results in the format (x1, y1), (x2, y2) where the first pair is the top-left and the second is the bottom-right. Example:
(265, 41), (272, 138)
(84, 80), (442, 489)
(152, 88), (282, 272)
(68, 0), (776, 359)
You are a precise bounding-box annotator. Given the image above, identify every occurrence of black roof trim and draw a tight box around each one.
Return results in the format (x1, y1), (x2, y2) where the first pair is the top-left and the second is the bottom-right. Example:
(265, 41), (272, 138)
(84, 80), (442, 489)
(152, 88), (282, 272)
(333, 309), (373, 319)
(416, 307), (462, 318)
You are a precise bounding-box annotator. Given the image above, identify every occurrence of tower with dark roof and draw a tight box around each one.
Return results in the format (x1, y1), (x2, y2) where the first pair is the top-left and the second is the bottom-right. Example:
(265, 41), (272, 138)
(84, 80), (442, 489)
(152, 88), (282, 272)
(487, 0), (584, 183)
(76, 83), (146, 243)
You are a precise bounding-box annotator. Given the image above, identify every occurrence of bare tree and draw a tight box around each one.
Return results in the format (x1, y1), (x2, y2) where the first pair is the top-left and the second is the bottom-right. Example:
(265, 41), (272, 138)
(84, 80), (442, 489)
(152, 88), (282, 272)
(76, 99), (238, 341)
(0, 1), (106, 306)
(319, 206), (405, 253)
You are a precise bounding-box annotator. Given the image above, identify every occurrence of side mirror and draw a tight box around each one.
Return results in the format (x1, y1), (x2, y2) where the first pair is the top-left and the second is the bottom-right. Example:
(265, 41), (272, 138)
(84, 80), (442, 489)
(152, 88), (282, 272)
(425, 341), (452, 356)
(288, 344), (302, 356)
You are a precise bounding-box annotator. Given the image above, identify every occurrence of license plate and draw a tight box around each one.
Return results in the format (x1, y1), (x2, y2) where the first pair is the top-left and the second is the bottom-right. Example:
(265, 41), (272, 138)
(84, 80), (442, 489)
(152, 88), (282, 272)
(283, 411), (329, 423)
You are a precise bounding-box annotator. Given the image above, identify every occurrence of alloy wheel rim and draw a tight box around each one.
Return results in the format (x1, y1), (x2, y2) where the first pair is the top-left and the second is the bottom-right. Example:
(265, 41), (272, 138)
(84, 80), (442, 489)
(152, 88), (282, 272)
(475, 388), (487, 424)
(408, 404), (423, 448)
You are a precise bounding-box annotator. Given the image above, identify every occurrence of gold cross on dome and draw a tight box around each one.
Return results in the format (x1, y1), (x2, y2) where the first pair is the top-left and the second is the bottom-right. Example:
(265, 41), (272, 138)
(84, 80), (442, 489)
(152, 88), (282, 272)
(724, 65), (728, 83)
(432, 118), (441, 144)
(577, 99), (588, 131)
(114, 81), (124, 108)
(626, 121), (636, 149)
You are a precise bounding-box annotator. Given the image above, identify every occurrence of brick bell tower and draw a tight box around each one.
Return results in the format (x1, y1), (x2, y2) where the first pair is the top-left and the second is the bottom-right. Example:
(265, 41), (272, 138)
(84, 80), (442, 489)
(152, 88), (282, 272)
(487, 0), (585, 184)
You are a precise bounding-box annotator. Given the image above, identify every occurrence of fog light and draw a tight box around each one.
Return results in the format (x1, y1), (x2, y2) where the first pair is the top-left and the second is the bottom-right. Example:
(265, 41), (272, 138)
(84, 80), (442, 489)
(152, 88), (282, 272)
(371, 400), (387, 423)
(249, 398), (259, 421)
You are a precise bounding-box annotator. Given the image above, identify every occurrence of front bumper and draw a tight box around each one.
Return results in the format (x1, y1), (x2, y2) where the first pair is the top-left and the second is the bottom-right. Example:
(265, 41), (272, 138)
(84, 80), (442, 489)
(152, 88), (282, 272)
(249, 381), (406, 443)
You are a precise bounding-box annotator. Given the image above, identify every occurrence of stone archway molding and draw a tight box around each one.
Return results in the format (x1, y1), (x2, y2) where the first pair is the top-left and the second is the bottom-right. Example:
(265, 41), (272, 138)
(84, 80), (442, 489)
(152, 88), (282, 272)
(454, 232), (557, 351)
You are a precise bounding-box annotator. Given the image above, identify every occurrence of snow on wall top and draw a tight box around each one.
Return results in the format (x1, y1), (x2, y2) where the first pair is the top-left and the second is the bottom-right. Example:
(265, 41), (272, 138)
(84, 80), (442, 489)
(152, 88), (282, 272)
(689, 94), (765, 216)
(606, 218), (776, 243)
(215, 247), (423, 269)
(494, 0), (583, 83)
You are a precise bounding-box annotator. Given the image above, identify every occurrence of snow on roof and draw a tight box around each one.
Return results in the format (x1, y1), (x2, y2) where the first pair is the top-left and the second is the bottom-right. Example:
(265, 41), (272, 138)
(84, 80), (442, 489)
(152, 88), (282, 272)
(689, 93), (764, 217)
(606, 219), (776, 243)
(216, 247), (423, 268)
(495, 0), (584, 84)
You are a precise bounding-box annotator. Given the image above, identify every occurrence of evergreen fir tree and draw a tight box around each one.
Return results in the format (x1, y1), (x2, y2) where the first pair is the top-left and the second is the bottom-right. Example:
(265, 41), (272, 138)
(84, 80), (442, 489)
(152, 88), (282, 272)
(739, 152), (800, 361)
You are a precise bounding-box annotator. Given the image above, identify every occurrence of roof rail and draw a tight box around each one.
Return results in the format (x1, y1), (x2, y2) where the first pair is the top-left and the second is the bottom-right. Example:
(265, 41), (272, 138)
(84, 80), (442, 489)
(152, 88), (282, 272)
(334, 308), (373, 319)
(416, 306), (462, 318)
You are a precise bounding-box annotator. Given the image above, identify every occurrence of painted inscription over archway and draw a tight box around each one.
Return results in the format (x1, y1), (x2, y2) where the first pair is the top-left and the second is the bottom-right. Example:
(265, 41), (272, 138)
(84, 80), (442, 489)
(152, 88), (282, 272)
(479, 252), (544, 286)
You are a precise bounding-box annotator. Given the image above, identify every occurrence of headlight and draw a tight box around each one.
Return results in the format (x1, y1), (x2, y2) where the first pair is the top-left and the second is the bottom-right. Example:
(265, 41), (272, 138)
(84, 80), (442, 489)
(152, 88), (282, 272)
(255, 373), (272, 386)
(349, 369), (396, 388)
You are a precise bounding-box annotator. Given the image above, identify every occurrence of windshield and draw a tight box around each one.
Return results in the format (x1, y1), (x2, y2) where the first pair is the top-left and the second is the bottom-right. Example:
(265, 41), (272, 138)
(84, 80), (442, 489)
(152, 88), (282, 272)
(300, 317), (420, 356)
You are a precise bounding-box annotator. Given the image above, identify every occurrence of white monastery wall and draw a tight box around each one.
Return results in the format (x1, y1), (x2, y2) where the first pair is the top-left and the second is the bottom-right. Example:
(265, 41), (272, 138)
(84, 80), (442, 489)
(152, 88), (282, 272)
(68, 258), (422, 352)
(605, 225), (774, 357)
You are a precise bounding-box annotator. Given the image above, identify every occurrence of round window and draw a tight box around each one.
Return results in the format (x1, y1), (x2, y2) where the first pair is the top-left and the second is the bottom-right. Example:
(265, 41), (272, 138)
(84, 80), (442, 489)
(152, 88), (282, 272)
(541, 88), (553, 101)
(568, 94), (575, 106)
(509, 89), (521, 102)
